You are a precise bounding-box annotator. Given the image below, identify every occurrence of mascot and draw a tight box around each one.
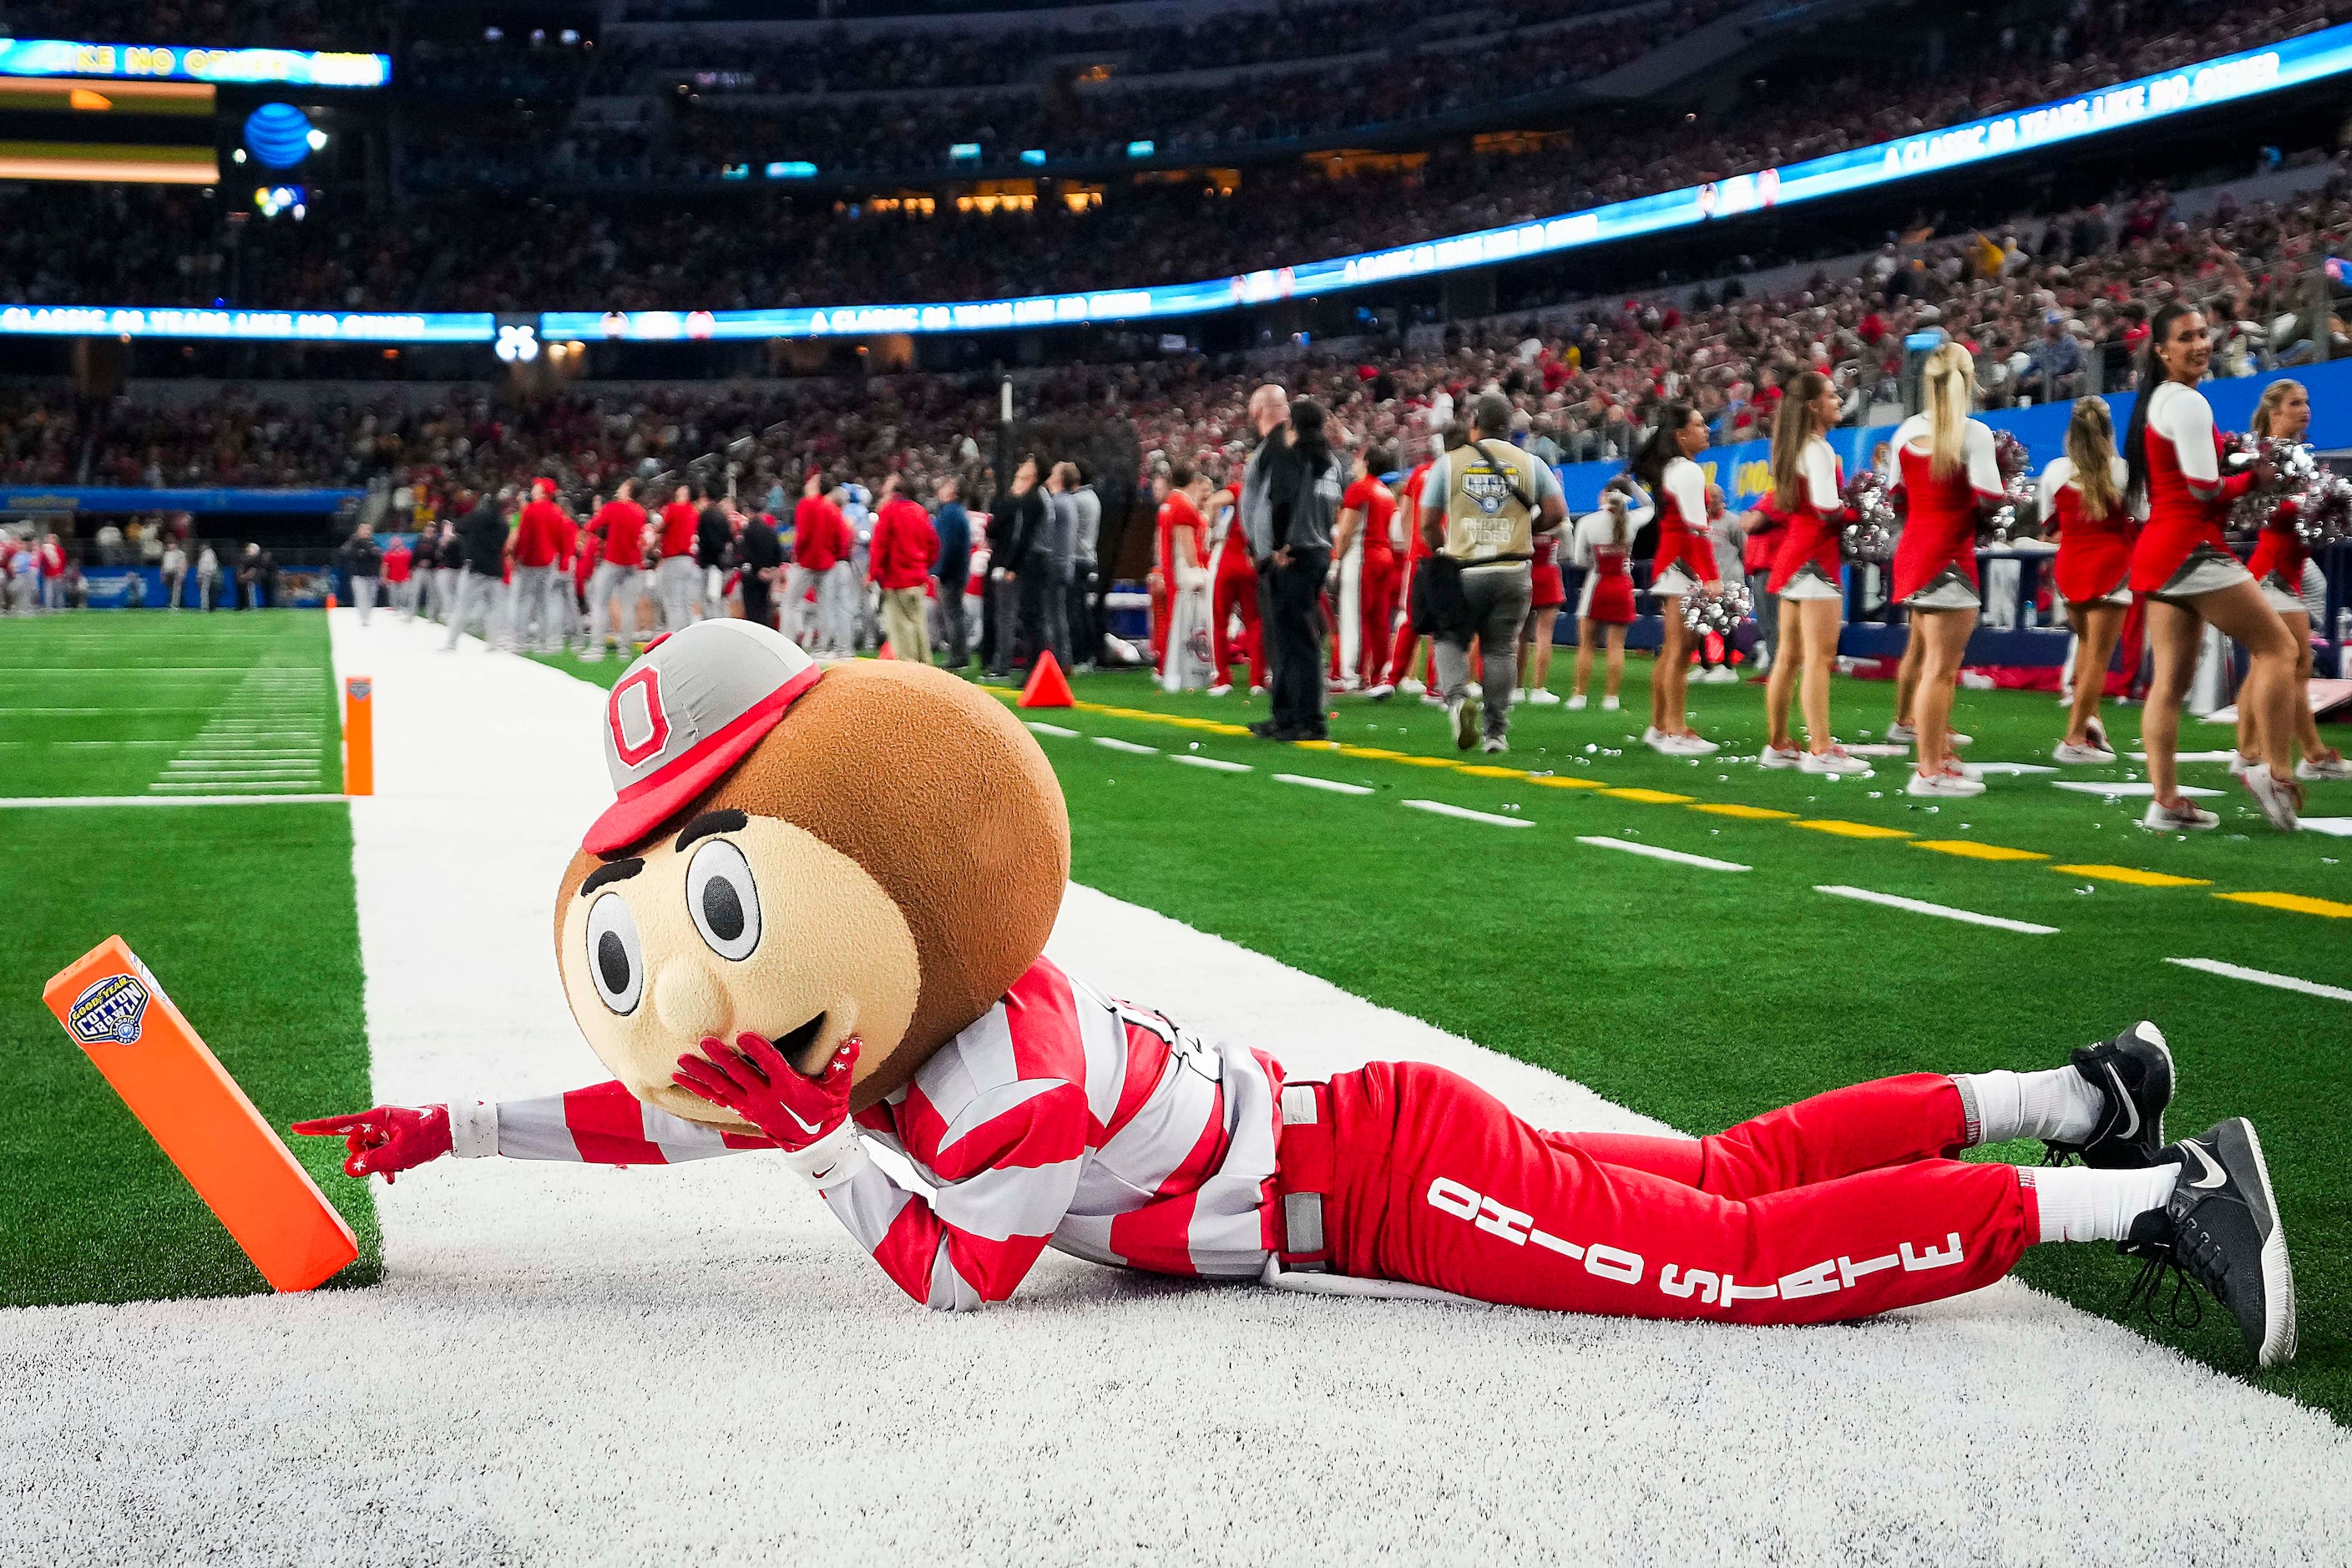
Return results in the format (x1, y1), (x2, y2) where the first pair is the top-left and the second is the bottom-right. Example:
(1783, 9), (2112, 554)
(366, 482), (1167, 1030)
(299, 622), (2295, 1364)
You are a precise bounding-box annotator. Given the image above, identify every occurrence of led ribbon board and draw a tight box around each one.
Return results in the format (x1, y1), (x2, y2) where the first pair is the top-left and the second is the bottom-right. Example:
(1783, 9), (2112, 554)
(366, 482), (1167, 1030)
(0, 40), (390, 88)
(0, 307), (494, 342)
(545, 23), (2352, 341)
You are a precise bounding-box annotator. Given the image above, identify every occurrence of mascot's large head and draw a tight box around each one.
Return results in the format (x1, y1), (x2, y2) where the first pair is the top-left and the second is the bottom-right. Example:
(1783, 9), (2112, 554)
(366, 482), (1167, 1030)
(553, 623), (1069, 1126)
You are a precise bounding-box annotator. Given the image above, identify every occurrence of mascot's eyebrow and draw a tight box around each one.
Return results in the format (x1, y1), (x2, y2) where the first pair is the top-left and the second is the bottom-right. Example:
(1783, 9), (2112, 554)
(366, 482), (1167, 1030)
(675, 809), (748, 852)
(580, 858), (643, 896)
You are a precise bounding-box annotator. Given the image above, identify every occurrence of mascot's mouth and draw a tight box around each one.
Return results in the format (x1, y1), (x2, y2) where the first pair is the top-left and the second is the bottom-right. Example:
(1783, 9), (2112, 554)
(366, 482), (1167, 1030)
(773, 1009), (830, 1071)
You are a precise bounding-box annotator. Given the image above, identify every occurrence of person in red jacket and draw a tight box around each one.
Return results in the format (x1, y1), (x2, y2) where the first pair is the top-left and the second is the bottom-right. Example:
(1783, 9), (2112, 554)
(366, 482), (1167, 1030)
(1384, 450), (1439, 695)
(583, 478), (649, 662)
(509, 479), (572, 654)
(788, 472), (853, 655)
(1207, 475), (1263, 695)
(869, 473), (940, 665)
(655, 483), (702, 635)
(382, 534), (415, 620)
(1332, 447), (1400, 695)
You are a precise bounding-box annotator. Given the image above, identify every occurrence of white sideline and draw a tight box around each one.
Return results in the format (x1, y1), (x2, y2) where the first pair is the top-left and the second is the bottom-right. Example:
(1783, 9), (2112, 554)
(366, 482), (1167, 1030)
(2, 609), (2348, 1568)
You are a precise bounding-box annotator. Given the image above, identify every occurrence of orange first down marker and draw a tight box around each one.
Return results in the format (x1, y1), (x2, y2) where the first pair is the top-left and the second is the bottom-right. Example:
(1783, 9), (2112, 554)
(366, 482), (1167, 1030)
(43, 937), (359, 1293)
(342, 675), (373, 797)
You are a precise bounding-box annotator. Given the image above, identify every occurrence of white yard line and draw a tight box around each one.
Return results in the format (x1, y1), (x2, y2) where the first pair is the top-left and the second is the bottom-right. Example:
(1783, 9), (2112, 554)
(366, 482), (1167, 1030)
(2165, 957), (2352, 1004)
(1815, 884), (2058, 934)
(3, 609), (2346, 1568)
(1169, 754), (1252, 772)
(1272, 772), (1373, 795)
(2054, 781), (2224, 798)
(1404, 797), (1531, 827)
(1576, 835), (1749, 871)
(1023, 721), (1080, 738)
(1091, 736), (1158, 754)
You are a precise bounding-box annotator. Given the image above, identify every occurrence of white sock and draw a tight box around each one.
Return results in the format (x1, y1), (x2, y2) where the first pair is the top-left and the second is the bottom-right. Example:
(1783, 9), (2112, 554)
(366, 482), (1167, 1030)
(2024, 1164), (2177, 1244)
(1954, 1067), (2105, 1146)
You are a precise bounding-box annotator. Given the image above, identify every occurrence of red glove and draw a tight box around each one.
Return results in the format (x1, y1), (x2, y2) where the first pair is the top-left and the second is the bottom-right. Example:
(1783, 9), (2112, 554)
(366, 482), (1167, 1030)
(671, 1032), (858, 1152)
(291, 1105), (453, 1184)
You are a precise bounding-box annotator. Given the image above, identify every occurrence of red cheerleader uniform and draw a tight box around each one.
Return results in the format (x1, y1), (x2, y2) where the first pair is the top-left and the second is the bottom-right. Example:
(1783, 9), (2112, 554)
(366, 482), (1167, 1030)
(2129, 382), (2255, 597)
(2245, 500), (2309, 615)
(1887, 415), (2003, 607)
(1765, 440), (1847, 599)
(1530, 529), (1567, 610)
(1649, 456), (1716, 595)
(2042, 455), (2133, 605)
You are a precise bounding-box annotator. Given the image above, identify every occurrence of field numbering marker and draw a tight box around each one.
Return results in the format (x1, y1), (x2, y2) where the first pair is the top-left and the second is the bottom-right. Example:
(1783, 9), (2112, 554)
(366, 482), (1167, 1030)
(1576, 836), (1748, 871)
(1813, 884), (2057, 933)
(1273, 773), (1374, 796)
(2165, 957), (2352, 1003)
(1404, 799), (1532, 828)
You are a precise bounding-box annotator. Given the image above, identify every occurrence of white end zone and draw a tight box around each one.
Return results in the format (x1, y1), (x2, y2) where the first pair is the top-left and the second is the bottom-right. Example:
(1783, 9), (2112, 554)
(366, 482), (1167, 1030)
(0, 610), (2344, 1566)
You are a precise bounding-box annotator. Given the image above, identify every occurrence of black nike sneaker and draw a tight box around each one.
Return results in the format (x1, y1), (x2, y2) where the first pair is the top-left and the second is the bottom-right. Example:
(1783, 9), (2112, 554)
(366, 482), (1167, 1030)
(2118, 1118), (2297, 1368)
(2046, 1021), (2172, 1168)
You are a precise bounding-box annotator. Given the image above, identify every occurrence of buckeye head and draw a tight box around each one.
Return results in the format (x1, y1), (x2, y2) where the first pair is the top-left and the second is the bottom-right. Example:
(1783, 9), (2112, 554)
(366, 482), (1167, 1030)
(554, 622), (1070, 1130)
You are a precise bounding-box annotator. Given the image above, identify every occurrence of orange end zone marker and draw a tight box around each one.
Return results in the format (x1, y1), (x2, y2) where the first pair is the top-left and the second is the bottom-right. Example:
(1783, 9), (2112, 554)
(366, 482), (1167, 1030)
(43, 937), (359, 1293)
(342, 675), (373, 797)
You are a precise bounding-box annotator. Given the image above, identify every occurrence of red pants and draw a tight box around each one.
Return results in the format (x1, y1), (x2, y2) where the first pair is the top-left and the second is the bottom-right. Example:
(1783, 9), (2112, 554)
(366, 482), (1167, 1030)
(1385, 559), (1424, 685)
(1318, 1063), (2033, 1323)
(1214, 564), (1264, 690)
(1359, 554), (1399, 686)
(1148, 580), (1169, 667)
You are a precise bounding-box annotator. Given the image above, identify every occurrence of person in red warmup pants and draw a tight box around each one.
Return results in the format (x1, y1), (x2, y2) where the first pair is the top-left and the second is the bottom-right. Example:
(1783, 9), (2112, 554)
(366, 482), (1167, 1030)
(1208, 475), (1264, 695)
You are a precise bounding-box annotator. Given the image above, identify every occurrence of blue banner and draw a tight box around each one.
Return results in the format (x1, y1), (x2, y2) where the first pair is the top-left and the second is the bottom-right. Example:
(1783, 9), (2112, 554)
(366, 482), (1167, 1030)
(0, 306), (493, 342)
(0, 487), (363, 514)
(545, 26), (2352, 341)
(0, 39), (389, 88)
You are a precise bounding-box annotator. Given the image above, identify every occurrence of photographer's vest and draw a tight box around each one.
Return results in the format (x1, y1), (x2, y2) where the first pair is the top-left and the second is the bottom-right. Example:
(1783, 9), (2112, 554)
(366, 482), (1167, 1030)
(1441, 441), (1545, 564)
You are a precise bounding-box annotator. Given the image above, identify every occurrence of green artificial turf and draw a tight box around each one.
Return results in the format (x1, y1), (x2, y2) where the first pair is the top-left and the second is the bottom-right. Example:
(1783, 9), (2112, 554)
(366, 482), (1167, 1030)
(0, 614), (379, 1305)
(563, 643), (2347, 1418)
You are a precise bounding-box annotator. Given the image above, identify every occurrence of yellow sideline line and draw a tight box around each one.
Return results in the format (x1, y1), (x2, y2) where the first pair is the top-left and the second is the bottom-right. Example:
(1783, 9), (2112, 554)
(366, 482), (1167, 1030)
(1002, 687), (2342, 920)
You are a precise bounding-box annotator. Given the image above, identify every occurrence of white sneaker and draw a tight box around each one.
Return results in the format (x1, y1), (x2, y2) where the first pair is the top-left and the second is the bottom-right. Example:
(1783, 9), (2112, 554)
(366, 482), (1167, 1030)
(2227, 749), (2251, 777)
(1399, 677), (1426, 696)
(1250, 685), (1267, 697)
(1480, 736), (1509, 755)
(2141, 797), (2219, 831)
(1948, 731), (1975, 749)
(2053, 740), (2117, 765)
(1601, 695), (1621, 712)
(1702, 665), (1737, 684)
(1906, 766), (1985, 797)
(1884, 721), (1916, 744)
(2086, 717), (2109, 751)
(1759, 743), (1803, 770)
(1449, 699), (1479, 751)
(2297, 751), (2352, 781)
(579, 646), (606, 663)
(1752, 650), (1773, 675)
(1421, 694), (1447, 708)
(1643, 726), (1672, 753)
(2242, 762), (2303, 832)
(1668, 731), (1721, 756)
(1529, 688), (1560, 706)
(1364, 682), (1395, 701)
(1510, 688), (1530, 706)
(1207, 684), (1233, 697)
(1565, 693), (1588, 711)
(1801, 745), (1871, 776)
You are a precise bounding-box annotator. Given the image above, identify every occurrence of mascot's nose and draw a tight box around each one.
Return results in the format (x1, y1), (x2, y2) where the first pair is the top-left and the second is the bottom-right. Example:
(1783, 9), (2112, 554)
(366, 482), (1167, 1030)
(651, 959), (731, 1044)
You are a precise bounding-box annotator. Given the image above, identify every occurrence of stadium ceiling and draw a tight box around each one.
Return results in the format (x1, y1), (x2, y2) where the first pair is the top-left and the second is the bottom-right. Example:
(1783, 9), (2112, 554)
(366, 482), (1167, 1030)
(0, 27), (2339, 344)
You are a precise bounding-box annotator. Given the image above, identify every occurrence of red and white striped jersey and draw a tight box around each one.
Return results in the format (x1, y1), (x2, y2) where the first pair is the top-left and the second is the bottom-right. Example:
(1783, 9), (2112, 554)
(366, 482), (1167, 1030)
(462, 958), (1286, 1310)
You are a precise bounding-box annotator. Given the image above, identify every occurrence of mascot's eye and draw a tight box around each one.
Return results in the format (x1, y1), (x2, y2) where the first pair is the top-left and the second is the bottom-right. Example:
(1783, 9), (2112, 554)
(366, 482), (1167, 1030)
(685, 838), (761, 962)
(584, 893), (644, 1015)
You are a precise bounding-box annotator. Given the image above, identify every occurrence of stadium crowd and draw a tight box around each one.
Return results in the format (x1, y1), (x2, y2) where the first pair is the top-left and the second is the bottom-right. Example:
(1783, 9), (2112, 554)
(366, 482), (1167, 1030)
(8, 163), (2349, 499)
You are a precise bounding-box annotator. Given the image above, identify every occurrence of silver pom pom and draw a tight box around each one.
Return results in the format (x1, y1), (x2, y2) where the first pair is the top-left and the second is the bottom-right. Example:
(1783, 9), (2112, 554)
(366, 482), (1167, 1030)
(1841, 471), (1897, 564)
(1682, 579), (1755, 635)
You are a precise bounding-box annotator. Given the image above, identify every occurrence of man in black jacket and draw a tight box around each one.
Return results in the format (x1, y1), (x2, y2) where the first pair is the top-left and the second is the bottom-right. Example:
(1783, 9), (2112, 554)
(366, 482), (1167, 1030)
(335, 524), (384, 625)
(443, 490), (511, 651)
(695, 489), (735, 619)
(737, 508), (782, 629)
(1240, 387), (1344, 741)
(988, 457), (1046, 675)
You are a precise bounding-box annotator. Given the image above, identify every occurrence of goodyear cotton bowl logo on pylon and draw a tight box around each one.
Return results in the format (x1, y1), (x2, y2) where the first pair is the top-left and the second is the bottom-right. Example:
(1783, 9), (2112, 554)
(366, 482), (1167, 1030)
(68, 973), (151, 1045)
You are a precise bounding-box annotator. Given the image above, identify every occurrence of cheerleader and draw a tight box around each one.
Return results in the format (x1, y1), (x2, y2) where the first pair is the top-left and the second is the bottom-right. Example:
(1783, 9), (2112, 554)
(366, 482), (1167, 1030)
(1883, 344), (2005, 798)
(1631, 403), (1720, 756)
(2040, 397), (2133, 764)
(1758, 371), (1868, 773)
(1566, 478), (1651, 711)
(1155, 463), (1214, 692)
(1518, 482), (1573, 706)
(2125, 302), (2301, 832)
(2236, 379), (2352, 781)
